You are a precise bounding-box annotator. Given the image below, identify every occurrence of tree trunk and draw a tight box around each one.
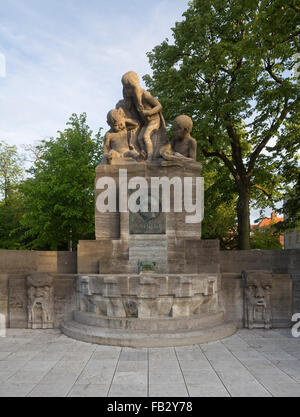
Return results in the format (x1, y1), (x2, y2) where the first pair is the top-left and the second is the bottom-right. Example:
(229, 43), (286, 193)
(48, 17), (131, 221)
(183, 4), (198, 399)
(237, 185), (251, 250)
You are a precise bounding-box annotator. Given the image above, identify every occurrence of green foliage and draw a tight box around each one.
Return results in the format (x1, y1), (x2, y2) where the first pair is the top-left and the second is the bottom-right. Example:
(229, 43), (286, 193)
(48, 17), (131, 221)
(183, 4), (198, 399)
(276, 169), (300, 231)
(19, 113), (103, 251)
(201, 159), (238, 249)
(250, 225), (283, 250)
(0, 140), (23, 201)
(0, 191), (26, 249)
(144, 0), (300, 249)
(0, 141), (25, 249)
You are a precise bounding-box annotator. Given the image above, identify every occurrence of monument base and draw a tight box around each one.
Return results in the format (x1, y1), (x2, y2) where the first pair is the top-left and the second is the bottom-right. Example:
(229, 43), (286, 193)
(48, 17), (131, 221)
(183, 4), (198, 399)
(61, 272), (236, 347)
(62, 315), (236, 348)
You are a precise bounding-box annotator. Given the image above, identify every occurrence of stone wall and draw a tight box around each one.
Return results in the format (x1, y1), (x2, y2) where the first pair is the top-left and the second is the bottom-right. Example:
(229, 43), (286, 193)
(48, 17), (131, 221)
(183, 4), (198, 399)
(1, 247), (299, 329)
(221, 272), (293, 328)
(0, 250), (77, 328)
(78, 238), (220, 275)
(220, 249), (300, 327)
(0, 250), (77, 274)
(8, 274), (76, 329)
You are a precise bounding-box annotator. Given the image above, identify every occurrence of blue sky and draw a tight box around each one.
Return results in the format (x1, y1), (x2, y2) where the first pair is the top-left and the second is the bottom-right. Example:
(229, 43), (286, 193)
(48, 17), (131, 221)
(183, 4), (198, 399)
(0, 0), (189, 146)
(0, 0), (279, 222)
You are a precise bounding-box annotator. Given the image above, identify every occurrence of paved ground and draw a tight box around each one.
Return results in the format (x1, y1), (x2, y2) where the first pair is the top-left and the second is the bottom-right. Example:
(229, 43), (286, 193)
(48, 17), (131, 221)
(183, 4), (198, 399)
(0, 328), (299, 397)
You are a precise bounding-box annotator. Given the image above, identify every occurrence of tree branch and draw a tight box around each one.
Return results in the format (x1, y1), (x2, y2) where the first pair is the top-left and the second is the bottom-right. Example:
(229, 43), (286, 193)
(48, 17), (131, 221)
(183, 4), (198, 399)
(281, 29), (300, 43)
(288, 4), (300, 12)
(265, 59), (284, 84)
(202, 148), (238, 180)
(247, 97), (294, 176)
(252, 184), (272, 198)
(224, 59), (247, 177)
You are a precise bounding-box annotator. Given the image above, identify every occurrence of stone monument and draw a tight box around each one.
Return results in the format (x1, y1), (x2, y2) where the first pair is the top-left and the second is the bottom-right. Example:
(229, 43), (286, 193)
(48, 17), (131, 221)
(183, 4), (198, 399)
(62, 71), (236, 347)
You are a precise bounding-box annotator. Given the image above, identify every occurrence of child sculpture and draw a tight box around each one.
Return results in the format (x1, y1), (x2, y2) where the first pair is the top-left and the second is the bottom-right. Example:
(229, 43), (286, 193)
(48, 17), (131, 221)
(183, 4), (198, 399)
(160, 115), (197, 162)
(121, 71), (165, 162)
(103, 108), (140, 164)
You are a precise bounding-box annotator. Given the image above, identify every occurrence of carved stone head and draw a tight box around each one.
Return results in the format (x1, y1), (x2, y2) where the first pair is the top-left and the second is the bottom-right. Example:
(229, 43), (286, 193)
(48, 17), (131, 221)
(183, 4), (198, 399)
(27, 272), (53, 288)
(173, 115), (193, 139)
(243, 271), (272, 307)
(107, 108), (126, 132)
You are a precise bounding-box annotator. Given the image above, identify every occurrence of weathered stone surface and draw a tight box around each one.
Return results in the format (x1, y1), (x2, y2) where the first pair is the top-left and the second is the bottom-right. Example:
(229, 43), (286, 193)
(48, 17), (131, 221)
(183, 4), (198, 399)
(292, 274), (300, 314)
(222, 271), (293, 328)
(7, 274), (76, 329)
(242, 270), (272, 329)
(0, 250), (77, 274)
(129, 203), (166, 235)
(129, 236), (167, 274)
(27, 273), (54, 329)
(72, 273), (220, 327)
(94, 162), (203, 241)
(160, 115), (197, 162)
(8, 275), (27, 328)
(220, 249), (299, 275)
(61, 319), (236, 348)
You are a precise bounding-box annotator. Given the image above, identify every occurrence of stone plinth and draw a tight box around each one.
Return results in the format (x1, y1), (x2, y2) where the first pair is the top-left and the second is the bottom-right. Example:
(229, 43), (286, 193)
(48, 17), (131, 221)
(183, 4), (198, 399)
(62, 159), (236, 347)
(61, 273), (236, 347)
(95, 162), (203, 241)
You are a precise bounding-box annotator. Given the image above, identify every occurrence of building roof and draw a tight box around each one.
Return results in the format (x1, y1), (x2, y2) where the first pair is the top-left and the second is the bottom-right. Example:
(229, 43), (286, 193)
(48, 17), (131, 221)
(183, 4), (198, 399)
(257, 211), (283, 228)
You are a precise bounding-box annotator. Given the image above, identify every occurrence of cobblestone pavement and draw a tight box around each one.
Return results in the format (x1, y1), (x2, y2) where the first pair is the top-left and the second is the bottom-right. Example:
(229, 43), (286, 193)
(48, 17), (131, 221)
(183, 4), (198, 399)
(0, 328), (299, 397)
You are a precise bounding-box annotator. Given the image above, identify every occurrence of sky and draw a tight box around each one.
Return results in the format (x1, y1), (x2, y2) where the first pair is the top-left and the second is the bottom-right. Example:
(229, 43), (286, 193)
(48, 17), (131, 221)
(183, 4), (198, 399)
(0, 0), (280, 222)
(0, 0), (189, 147)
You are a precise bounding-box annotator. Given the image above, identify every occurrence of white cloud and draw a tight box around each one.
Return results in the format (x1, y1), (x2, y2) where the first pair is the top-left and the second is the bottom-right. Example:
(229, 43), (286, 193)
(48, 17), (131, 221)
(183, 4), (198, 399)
(0, 0), (188, 148)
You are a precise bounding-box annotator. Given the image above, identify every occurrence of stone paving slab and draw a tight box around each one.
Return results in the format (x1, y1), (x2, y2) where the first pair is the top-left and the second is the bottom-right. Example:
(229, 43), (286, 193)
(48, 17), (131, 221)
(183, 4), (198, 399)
(0, 329), (299, 397)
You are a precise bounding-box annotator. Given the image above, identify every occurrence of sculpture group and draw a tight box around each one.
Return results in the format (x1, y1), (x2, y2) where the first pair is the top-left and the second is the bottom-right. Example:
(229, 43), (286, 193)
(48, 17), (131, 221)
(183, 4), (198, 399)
(103, 71), (197, 165)
(61, 70), (238, 347)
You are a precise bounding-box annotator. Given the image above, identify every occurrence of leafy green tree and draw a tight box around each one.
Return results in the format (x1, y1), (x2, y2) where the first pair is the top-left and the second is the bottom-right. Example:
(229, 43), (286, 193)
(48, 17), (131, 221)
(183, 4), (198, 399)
(276, 114), (300, 229)
(20, 113), (103, 251)
(277, 168), (300, 231)
(0, 140), (23, 202)
(284, 174), (300, 227)
(0, 141), (25, 249)
(201, 159), (238, 249)
(144, 0), (300, 249)
(250, 224), (283, 250)
(0, 192), (26, 249)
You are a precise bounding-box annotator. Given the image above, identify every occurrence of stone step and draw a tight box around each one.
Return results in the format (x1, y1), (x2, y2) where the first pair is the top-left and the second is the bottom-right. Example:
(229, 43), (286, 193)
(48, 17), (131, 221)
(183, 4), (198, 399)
(73, 310), (225, 332)
(61, 319), (237, 348)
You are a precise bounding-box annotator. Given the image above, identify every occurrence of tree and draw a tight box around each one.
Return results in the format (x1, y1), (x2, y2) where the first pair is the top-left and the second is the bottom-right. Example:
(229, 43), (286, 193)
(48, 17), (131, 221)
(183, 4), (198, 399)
(277, 168), (300, 231)
(201, 159), (238, 249)
(0, 141), (25, 249)
(0, 140), (23, 202)
(250, 224), (283, 250)
(144, 0), (300, 249)
(284, 174), (300, 227)
(0, 191), (25, 249)
(20, 113), (103, 251)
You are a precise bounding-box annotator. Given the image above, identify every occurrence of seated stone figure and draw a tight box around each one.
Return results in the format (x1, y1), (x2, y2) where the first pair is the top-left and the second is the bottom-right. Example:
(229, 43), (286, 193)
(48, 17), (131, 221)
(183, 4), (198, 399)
(103, 108), (141, 164)
(160, 115), (197, 164)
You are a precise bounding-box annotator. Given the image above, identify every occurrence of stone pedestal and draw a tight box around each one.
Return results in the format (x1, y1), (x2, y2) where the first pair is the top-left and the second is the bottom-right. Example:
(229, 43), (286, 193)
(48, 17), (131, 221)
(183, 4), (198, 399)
(62, 162), (236, 347)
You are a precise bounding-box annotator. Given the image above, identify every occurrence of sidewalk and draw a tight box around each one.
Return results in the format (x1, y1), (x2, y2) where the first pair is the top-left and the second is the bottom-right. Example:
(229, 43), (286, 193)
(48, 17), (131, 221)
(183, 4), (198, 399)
(0, 328), (299, 397)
